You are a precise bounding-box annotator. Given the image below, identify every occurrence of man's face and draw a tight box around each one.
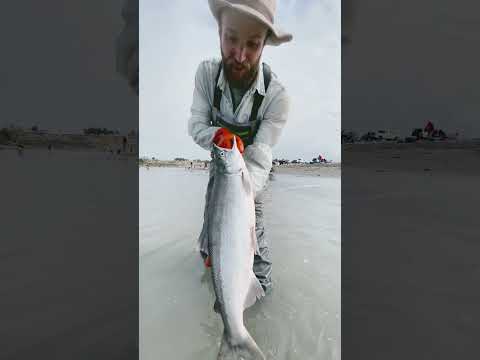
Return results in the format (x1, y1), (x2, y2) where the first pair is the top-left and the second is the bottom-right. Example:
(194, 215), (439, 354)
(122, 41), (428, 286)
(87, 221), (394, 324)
(219, 9), (268, 88)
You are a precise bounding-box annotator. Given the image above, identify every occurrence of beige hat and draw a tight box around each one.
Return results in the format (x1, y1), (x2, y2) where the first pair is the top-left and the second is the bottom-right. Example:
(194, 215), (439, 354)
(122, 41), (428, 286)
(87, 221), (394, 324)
(208, 0), (293, 46)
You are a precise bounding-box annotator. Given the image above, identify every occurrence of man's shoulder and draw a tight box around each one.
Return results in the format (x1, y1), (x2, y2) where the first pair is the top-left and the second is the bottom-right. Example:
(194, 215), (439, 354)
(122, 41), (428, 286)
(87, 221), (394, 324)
(262, 62), (287, 97)
(197, 58), (222, 76)
(194, 58), (221, 90)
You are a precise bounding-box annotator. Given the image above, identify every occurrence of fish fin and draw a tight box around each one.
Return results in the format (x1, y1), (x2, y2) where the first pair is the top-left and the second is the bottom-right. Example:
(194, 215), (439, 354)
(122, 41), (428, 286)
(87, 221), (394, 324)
(214, 299), (221, 313)
(200, 269), (210, 283)
(244, 274), (265, 310)
(242, 170), (253, 196)
(217, 333), (231, 359)
(250, 226), (260, 255)
(197, 230), (209, 257)
(217, 331), (265, 360)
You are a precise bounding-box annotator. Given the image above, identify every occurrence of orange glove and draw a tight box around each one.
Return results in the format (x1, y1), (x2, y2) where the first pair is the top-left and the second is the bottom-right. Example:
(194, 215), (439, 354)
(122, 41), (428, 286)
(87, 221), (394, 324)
(213, 128), (245, 154)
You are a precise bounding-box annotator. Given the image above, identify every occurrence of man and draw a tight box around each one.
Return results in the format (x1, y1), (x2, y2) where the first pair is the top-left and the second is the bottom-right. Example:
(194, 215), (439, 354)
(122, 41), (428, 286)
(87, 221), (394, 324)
(188, 0), (292, 293)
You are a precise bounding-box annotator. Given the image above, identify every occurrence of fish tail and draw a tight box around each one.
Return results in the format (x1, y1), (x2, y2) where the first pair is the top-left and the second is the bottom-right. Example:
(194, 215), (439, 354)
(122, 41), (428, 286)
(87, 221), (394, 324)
(217, 330), (265, 360)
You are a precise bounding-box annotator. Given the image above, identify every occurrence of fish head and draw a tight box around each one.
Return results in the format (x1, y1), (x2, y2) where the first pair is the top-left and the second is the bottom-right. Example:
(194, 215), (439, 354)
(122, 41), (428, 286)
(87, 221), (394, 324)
(212, 136), (245, 175)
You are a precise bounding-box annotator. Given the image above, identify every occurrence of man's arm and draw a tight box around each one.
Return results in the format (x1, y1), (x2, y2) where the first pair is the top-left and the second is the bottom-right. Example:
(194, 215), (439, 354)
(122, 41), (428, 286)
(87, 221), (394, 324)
(244, 89), (290, 193)
(188, 62), (221, 150)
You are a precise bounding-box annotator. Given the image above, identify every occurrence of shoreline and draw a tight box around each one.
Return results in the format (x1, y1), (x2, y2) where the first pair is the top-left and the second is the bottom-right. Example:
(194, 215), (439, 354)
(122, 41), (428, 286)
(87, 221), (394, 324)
(141, 160), (341, 177)
(5, 141), (477, 177)
(273, 164), (340, 177)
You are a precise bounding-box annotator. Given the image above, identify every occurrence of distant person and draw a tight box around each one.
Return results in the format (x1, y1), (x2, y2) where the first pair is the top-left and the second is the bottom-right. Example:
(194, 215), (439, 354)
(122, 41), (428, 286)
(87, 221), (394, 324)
(188, 0), (292, 293)
(190, 161), (194, 170)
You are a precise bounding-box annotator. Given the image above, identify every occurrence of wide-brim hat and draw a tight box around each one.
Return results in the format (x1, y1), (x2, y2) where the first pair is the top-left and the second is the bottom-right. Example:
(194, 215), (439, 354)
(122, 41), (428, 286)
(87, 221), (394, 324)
(208, 0), (293, 46)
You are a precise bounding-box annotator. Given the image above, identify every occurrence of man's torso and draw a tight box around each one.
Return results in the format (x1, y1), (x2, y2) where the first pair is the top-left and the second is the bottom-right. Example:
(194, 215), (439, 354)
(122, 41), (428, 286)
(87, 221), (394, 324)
(199, 58), (285, 128)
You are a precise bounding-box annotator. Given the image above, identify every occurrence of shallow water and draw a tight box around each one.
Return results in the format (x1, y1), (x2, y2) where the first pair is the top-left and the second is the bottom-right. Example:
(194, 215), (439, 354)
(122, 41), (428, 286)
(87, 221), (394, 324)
(140, 167), (340, 360)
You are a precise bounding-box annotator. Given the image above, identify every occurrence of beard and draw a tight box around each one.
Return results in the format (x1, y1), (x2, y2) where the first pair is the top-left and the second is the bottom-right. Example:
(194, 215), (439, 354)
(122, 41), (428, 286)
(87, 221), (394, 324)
(221, 49), (260, 90)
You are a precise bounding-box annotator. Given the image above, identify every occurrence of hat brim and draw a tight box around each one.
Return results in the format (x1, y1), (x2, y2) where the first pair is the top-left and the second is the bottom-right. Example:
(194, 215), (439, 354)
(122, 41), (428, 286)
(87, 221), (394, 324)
(209, 0), (293, 46)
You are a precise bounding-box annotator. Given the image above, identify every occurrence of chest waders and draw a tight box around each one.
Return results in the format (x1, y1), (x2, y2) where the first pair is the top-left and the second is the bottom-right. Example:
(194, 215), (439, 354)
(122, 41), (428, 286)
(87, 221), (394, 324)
(210, 62), (272, 147)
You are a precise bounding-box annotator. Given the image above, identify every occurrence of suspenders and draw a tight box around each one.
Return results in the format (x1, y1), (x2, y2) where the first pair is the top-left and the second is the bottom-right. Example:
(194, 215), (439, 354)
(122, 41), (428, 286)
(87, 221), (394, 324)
(211, 62), (272, 146)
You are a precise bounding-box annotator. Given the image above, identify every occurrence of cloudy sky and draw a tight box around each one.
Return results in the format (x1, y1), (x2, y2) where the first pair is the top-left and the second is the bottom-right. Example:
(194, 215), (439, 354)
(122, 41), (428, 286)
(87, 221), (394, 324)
(140, 0), (341, 161)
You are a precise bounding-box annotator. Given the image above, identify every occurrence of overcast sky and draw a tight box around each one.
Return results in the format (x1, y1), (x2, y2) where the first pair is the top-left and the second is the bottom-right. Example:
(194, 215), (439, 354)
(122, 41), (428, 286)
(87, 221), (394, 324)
(140, 0), (340, 161)
(3, 1), (478, 156)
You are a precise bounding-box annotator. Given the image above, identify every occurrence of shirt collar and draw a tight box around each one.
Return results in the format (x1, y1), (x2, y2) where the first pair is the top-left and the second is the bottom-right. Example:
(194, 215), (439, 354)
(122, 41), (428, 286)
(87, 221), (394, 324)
(217, 62), (266, 96)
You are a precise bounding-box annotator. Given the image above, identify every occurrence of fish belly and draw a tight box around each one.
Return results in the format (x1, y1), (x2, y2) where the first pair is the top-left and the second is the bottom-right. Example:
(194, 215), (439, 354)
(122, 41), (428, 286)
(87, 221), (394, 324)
(208, 175), (255, 335)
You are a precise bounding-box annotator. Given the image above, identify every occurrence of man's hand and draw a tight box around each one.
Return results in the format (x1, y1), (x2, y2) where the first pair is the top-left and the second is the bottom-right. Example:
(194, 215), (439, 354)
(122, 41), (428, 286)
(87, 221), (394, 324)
(213, 128), (245, 154)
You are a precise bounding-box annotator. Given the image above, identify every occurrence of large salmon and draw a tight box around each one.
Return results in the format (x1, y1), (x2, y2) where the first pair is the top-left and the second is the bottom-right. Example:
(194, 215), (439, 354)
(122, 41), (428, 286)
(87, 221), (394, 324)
(207, 137), (266, 360)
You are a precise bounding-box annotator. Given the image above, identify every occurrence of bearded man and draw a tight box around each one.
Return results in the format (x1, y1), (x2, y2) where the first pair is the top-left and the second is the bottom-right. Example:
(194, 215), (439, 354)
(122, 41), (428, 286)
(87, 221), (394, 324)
(188, 0), (292, 293)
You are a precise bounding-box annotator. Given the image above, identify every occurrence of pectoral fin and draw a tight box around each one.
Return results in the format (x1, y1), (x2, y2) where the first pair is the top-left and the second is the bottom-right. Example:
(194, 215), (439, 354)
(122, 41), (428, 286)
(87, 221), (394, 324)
(251, 226), (260, 255)
(244, 274), (265, 309)
(242, 170), (252, 196)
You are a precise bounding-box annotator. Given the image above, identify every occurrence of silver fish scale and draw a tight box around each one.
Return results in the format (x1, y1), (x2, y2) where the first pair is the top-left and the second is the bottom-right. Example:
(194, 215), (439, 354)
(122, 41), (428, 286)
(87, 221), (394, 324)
(208, 164), (256, 340)
(206, 144), (265, 359)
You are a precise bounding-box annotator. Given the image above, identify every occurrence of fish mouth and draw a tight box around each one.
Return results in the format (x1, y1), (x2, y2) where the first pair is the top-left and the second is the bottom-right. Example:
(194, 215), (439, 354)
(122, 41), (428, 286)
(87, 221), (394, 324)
(212, 143), (235, 152)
